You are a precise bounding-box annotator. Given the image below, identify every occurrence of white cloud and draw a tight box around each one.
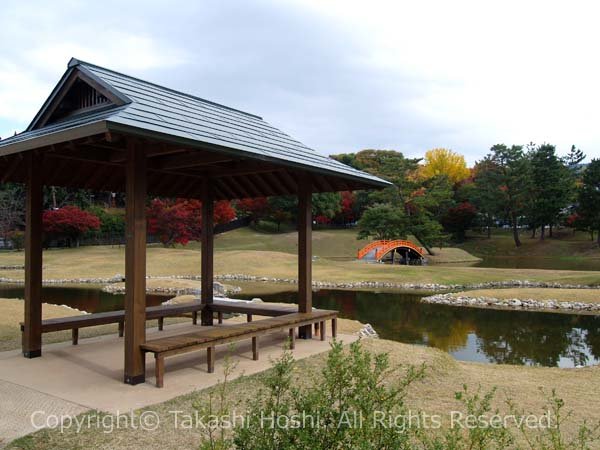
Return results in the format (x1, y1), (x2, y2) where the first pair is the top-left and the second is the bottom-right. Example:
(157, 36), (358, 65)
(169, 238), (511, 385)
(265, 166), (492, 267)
(1, 0), (599, 162)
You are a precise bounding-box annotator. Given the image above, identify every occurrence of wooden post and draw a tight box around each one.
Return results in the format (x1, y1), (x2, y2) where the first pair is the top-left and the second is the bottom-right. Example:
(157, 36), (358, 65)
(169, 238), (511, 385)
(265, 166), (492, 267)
(200, 179), (214, 326)
(124, 141), (147, 385)
(207, 346), (215, 373)
(155, 355), (164, 388)
(252, 336), (259, 360)
(23, 151), (43, 358)
(298, 176), (313, 339)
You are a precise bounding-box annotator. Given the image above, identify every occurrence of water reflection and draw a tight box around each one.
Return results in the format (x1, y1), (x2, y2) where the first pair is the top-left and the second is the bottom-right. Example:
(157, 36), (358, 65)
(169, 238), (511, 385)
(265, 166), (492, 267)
(237, 289), (600, 368)
(1, 283), (599, 368)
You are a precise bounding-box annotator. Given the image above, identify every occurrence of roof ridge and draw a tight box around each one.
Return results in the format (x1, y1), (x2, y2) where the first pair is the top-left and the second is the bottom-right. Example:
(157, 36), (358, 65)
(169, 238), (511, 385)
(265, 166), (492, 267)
(68, 57), (263, 121)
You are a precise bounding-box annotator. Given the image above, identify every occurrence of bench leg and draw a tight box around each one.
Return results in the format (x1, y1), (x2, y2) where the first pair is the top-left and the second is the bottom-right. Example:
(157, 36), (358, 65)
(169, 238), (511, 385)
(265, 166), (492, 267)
(218, 312), (223, 324)
(207, 347), (215, 373)
(72, 328), (79, 345)
(246, 314), (253, 322)
(155, 355), (164, 388)
(118, 321), (124, 337)
(158, 317), (164, 331)
(192, 311), (198, 325)
(320, 321), (326, 341)
(288, 328), (295, 350)
(332, 318), (337, 338)
(252, 336), (259, 361)
(314, 322), (319, 335)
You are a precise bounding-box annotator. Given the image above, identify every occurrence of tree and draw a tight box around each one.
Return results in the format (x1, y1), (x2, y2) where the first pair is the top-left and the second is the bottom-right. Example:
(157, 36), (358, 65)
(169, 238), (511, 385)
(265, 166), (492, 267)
(357, 204), (408, 240)
(577, 159), (600, 246)
(312, 192), (342, 220)
(235, 197), (269, 224)
(471, 158), (504, 238)
(488, 144), (530, 247)
(419, 148), (470, 184)
(334, 191), (358, 224)
(43, 206), (101, 247)
(267, 196), (296, 231)
(441, 201), (477, 241)
(527, 144), (572, 239)
(0, 183), (25, 241)
(147, 198), (235, 247)
(213, 200), (237, 225)
(87, 206), (126, 236)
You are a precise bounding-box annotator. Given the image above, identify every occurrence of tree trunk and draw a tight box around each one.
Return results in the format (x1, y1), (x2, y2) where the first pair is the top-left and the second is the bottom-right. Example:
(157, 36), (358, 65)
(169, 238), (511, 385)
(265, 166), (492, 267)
(591, 230), (595, 241)
(549, 224), (553, 237)
(487, 225), (491, 239)
(597, 228), (600, 247)
(512, 214), (521, 247)
(540, 225), (545, 240)
(531, 227), (536, 238)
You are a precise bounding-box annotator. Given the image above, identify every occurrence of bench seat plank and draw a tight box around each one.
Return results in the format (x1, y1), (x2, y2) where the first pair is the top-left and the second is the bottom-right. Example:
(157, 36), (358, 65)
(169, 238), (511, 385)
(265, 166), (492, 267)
(141, 311), (336, 354)
(20, 302), (206, 333)
(209, 299), (298, 317)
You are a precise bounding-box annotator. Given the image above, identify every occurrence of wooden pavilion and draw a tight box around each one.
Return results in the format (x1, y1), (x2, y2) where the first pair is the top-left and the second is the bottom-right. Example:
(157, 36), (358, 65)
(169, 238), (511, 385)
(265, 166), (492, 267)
(0, 58), (388, 385)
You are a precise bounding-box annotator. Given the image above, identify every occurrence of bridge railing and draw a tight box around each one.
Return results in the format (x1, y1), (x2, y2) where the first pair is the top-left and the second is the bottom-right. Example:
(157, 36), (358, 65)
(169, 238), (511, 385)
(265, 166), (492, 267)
(374, 239), (425, 260)
(357, 240), (389, 259)
(357, 239), (425, 260)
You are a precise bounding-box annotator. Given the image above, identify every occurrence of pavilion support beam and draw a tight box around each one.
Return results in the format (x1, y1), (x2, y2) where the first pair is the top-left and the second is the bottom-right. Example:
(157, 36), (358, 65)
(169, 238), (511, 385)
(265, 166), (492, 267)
(22, 151), (43, 358)
(200, 178), (215, 326)
(298, 176), (313, 339)
(124, 141), (147, 385)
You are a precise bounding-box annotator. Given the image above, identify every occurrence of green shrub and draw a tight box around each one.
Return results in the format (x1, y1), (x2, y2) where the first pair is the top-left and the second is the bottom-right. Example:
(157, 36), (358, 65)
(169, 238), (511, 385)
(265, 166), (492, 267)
(8, 230), (24, 251)
(194, 341), (600, 450)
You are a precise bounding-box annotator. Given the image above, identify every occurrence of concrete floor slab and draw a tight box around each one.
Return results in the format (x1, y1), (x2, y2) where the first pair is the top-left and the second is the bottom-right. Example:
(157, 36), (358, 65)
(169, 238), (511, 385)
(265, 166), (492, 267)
(0, 321), (356, 443)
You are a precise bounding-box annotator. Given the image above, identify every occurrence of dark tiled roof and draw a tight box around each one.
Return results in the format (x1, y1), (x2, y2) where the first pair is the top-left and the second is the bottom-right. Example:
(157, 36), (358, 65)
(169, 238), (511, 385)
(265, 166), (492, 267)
(0, 58), (389, 188)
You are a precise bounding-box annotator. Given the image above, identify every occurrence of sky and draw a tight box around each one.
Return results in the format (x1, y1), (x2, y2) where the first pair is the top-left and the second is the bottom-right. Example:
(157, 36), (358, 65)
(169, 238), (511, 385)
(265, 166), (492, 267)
(1, 0), (599, 164)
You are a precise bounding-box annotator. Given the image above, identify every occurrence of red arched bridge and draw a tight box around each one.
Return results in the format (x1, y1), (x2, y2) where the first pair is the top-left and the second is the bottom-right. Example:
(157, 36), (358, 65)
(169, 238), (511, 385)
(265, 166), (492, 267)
(357, 239), (425, 263)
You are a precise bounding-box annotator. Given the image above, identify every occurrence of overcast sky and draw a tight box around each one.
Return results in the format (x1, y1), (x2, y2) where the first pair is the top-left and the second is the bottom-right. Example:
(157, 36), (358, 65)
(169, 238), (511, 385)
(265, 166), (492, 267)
(1, 0), (598, 164)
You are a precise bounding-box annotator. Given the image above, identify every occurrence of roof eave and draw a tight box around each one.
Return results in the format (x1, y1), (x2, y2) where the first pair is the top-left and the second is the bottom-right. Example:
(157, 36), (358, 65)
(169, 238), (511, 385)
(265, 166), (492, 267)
(0, 121), (109, 157)
(104, 121), (391, 189)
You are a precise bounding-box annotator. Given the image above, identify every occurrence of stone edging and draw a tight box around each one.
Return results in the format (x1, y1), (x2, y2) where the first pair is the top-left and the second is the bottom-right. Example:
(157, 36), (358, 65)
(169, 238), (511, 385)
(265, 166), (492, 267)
(1, 273), (600, 292)
(215, 274), (600, 292)
(0, 265), (25, 270)
(422, 293), (600, 312)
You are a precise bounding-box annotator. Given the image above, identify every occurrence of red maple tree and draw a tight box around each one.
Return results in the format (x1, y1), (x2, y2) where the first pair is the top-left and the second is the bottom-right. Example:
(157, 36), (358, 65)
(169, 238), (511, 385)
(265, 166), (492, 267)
(235, 197), (269, 224)
(147, 198), (236, 247)
(43, 206), (101, 247)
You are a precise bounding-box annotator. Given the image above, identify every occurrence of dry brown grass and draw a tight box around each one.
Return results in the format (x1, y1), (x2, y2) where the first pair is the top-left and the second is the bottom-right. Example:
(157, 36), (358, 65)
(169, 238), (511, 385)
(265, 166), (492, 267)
(2, 245), (600, 287)
(9, 338), (599, 449)
(451, 288), (600, 303)
(426, 247), (482, 264)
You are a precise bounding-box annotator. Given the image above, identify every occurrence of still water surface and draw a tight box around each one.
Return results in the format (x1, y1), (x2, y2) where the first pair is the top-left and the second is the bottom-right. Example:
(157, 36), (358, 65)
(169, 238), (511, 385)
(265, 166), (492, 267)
(1, 284), (598, 368)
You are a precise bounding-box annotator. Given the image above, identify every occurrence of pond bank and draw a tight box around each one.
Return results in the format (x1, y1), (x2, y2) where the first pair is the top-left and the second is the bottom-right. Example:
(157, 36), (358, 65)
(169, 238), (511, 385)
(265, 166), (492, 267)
(423, 290), (600, 313)
(3, 272), (600, 293)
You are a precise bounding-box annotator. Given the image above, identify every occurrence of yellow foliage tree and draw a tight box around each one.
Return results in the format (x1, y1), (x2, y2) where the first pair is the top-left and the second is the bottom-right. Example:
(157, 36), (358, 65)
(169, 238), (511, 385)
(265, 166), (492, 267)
(419, 148), (470, 183)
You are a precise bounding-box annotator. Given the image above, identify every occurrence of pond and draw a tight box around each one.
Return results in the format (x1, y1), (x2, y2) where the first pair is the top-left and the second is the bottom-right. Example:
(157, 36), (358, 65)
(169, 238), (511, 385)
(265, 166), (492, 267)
(0, 284), (167, 313)
(236, 288), (600, 369)
(1, 283), (599, 368)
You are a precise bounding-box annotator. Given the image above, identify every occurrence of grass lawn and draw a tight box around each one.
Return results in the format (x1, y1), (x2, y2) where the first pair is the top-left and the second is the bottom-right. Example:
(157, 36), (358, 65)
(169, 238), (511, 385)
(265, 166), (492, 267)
(458, 229), (600, 259)
(1, 244), (600, 287)
(451, 288), (600, 304)
(8, 338), (600, 449)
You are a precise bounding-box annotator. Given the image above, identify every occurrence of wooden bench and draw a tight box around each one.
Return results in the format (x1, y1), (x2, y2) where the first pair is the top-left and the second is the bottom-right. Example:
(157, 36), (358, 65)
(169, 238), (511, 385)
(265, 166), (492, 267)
(208, 299), (328, 336)
(141, 310), (338, 387)
(209, 299), (297, 322)
(20, 302), (206, 345)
